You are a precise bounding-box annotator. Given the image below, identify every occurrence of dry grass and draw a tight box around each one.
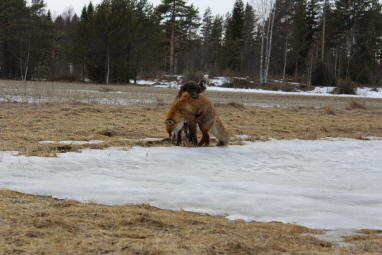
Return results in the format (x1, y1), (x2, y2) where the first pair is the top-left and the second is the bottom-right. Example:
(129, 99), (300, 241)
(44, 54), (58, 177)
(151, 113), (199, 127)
(1, 99), (382, 156)
(1, 80), (382, 254)
(3, 189), (382, 255)
(346, 99), (368, 110)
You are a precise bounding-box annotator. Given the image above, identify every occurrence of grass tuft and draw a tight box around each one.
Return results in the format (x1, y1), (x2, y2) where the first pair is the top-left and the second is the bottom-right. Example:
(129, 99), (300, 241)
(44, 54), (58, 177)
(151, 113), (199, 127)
(323, 104), (337, 115)
(346, 99), (368, 110)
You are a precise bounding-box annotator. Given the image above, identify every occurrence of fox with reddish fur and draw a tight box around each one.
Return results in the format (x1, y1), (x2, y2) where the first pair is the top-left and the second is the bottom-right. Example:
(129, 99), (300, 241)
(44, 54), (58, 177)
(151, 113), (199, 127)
(165, 92), (229, 146)
(174, 75), (208, 141)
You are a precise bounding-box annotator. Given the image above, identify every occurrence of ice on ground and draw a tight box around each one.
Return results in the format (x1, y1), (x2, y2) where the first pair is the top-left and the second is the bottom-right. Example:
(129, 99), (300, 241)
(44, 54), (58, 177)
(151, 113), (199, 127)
(1, 139), (381, 230)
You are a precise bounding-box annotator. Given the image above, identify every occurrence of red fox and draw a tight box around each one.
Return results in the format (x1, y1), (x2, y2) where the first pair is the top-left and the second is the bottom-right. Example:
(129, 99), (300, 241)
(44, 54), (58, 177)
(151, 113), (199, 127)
(165, 92), (230, 146)
(175, 75), (208, 140)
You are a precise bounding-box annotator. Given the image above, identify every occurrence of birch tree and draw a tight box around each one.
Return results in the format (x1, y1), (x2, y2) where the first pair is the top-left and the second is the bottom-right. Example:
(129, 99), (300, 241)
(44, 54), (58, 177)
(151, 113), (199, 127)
(252, 0), (276, 85)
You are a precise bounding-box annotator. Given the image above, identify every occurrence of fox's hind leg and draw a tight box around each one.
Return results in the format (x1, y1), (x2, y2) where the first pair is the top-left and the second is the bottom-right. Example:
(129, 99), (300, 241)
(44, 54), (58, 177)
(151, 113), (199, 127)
(198, 130), (210, 146)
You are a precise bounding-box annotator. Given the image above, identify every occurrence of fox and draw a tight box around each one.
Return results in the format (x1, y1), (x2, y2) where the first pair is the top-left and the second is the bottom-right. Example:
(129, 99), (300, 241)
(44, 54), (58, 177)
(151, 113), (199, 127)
(175, 75), (208, 140)
(165, 92), (230, 146)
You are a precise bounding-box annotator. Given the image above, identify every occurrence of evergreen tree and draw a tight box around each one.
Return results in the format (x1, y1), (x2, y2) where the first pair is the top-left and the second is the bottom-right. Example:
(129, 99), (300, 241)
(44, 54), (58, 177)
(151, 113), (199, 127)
(155, 0), (200, 74)
(23, 0), (55, 80)
(209, 15), (224, 74)
(200, 7), (213, 71)
(290, 0), (314, 78)
(242, 3), (257, 75)
(335, 0), (382, 84)
(0, 0), (29, 77)
(0, 0), (54, 79)
(223, 0), (245, 73)
(64, 0), (163, 84)
(64, 3), (95, 80)
(270, 0), (294, 80)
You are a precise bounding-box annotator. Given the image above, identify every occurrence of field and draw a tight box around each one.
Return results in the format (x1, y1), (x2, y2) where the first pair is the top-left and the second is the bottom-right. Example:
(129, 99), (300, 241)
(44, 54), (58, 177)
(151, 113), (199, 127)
(1, 80), (382, 254)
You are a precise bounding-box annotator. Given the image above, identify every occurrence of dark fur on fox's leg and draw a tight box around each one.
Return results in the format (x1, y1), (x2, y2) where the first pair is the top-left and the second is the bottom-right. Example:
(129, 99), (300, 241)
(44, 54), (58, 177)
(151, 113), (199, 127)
(181, 123), (189, 138)
(176, 129), (182, 146)
(188, 122), (198, 145)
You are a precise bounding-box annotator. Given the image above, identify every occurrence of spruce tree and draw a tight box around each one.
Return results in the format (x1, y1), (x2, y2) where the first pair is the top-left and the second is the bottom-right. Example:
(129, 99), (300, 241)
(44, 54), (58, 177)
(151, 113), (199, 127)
(242, 3), (257, 75)
(0, 0), (29, 77)
(200, 7), (213, 71)
(223, 0), (245, 73)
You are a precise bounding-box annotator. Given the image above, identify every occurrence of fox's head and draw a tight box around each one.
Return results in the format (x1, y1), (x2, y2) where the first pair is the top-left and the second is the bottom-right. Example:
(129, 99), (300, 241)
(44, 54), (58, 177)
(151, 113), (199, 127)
(165, 118), (184, 140)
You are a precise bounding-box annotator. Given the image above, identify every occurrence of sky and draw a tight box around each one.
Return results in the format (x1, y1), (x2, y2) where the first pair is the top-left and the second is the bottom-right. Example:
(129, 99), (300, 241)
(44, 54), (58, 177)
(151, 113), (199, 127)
(40, 0), (242, 18)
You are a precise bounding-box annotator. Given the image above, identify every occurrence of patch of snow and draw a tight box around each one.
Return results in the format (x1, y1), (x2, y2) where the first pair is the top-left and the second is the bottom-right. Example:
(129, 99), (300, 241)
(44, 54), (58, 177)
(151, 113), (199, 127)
(1, 139), (381, 231)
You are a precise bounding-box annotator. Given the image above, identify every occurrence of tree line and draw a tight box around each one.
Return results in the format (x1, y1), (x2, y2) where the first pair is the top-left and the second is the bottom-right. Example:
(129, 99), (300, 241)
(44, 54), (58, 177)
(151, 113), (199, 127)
(1, 0), (382, 86)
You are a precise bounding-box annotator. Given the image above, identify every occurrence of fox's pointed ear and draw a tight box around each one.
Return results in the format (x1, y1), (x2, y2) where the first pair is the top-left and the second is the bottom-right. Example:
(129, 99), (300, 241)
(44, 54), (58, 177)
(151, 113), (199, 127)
(165, 119), (174, 125)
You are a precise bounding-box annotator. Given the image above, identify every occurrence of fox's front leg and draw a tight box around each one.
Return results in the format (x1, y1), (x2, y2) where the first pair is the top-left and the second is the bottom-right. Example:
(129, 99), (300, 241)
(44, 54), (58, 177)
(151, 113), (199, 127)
(176, 129), (182, 146)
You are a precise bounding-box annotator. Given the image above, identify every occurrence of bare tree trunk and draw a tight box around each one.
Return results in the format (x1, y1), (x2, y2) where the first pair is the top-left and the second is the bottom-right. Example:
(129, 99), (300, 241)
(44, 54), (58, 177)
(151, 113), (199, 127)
(260, 26), (265, 84)
(24, 50), (30, 81)
(21, 29), (32, 81)
(106, 45), (110, 84)
(307, 50), (313, 87)
(82, 57), (85, 81)
(282, 34), (288, 83)
(321, 0), (327, 61)
(169, 5), (176, 75)
(255, 0), (275, 85)
(20, 60), (23, 80)
(264, 3), (276, 84)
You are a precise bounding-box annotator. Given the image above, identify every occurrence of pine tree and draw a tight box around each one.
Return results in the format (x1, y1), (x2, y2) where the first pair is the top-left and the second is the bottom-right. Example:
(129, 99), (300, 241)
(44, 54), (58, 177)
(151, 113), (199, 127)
(63, 0), (163, 84)
(22, 0), (55, 80)
(155, 0), (199, 74)
(0, 0), (54, 79)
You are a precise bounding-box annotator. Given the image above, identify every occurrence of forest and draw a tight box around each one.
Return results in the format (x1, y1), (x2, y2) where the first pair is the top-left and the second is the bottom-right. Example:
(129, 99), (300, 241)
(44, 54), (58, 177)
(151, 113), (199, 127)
(1, 0), (382, 87)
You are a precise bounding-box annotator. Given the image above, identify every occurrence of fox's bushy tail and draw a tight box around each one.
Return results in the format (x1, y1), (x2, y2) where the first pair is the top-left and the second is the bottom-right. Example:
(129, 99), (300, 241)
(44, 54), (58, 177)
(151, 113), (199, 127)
(212, 117), (230, 146)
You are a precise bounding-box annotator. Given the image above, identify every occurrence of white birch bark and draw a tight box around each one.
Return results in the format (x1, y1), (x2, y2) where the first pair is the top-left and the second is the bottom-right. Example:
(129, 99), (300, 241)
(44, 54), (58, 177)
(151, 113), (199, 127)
(252, 0), (275, 85)
(260, 26), (265, 84)
(264, 3), (276, 84)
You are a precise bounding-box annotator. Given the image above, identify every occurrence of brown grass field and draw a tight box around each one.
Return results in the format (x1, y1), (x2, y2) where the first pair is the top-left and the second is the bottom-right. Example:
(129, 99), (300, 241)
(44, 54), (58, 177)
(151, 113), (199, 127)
(1, 80), (382, 254)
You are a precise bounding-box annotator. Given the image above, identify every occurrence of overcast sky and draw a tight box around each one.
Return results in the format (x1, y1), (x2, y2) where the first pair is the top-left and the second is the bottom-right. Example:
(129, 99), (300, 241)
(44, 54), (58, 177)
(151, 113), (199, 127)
(40, 0), (246, 18)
